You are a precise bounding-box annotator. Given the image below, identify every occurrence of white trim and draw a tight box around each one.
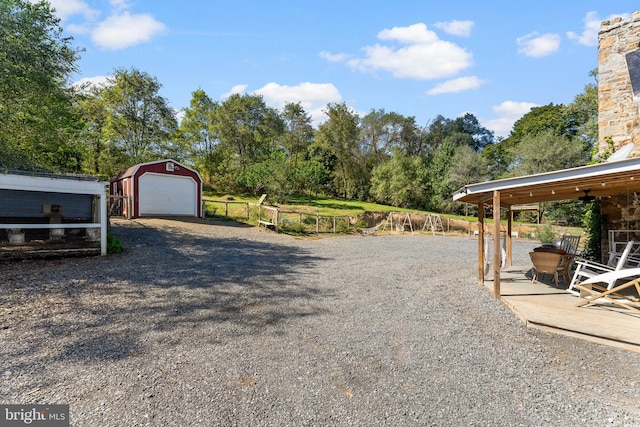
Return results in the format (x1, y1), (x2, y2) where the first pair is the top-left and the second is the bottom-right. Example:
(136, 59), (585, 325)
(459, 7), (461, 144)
(0, 223), (101, 229)
(121, 159), (203, 183)
(0, 173), (105, 195)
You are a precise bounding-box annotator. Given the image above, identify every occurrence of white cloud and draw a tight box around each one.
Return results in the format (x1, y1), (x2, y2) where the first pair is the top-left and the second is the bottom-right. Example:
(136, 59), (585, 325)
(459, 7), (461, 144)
(256, 82), (342, 126)
(42, 0), (99, 21)
(426, 76), (486, 95)
(567, 11), (631, 47)
(516, 32), (561, 57)
(221, 84), (249, 99)
(74, 75), (110, 86)
(433, 20), (474, 37)
(42, 0), (165, 49)
(109, 0), (130, 12)
(319, 51), (351, 62)
(92, 12), (166, 50)
(481, 101), (538, 138)
(225, 82), (343, 127)
(72, 75), (111, 92)
(377, 23), (439, 44)
(323, 23), (473, 80)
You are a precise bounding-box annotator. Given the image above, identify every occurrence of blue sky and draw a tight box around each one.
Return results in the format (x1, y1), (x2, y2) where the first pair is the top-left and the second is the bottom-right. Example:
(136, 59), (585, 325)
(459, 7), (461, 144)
(48, 0), (638, 138)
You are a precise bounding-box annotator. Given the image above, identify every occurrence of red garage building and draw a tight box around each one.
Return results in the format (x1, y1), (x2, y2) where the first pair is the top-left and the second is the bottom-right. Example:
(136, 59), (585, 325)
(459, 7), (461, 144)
(110, 159), (203, 218)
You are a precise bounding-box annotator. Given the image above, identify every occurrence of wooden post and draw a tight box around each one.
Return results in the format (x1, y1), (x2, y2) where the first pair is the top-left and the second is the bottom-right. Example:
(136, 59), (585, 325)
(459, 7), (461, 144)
(507, 207), (513, 267)
(246, 202), (250, 219)
(333, 216), (336, 233)
(493, 191), (501, 299)
(478, 203), (485, 284)
(225, 202), (229, 217)
(316, 214), (319, 234)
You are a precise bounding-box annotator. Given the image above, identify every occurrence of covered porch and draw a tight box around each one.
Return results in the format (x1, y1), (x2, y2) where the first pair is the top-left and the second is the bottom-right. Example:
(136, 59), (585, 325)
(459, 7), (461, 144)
(454, 157), (640, 353)
(453, 156), (640, 297)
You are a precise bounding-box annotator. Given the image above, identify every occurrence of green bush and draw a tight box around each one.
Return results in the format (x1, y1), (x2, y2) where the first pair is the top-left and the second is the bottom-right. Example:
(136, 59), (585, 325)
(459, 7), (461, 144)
(537, 223), (556, 244)
(582, 202), (601, 261)
(336, 220), (352, 233)
(107, 232), (123, 254)
(354, 218), (368, 229)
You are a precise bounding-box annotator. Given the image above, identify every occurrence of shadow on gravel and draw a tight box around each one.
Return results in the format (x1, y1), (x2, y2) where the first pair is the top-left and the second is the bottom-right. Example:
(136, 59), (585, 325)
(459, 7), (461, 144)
(0, 220), (330, 367)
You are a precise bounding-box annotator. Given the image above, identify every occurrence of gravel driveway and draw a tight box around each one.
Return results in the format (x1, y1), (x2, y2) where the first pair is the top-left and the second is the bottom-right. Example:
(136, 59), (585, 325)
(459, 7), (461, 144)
(1, 218), (639, 426)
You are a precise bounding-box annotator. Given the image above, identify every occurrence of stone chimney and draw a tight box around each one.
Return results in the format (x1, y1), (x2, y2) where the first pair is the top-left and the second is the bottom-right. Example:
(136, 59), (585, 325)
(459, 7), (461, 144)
(598, 11), (640, 153)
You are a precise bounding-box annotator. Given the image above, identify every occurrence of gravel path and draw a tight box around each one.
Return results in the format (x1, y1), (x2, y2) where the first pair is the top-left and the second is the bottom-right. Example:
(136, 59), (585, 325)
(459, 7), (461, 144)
(1, 218), (639, 426)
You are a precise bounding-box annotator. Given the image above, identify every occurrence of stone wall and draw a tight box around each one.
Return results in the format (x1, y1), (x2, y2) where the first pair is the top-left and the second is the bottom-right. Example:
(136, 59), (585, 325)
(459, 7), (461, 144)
(598, 11), (640, 152)
(598, 13), (640, 261)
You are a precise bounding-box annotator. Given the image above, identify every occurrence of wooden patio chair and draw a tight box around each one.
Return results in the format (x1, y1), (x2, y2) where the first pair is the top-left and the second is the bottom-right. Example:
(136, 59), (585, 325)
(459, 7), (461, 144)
(557, 234), (581, 283)
(573, 270), (640, 314)
(567, 240), (635, 295)
(529, 251), (564, 287)
(558, 234), (581, 254)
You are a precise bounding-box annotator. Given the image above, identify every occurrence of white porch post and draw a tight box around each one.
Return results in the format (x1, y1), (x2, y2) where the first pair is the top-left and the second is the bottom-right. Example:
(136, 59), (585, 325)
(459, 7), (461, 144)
(100, 187), (107, 256)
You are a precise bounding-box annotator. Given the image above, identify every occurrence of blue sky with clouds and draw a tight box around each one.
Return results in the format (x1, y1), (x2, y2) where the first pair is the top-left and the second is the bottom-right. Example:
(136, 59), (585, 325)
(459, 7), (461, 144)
(47, 0), (638, 138)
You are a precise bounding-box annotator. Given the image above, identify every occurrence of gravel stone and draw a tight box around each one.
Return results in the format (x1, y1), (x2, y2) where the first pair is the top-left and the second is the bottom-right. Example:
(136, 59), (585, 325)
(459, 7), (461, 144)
(1, 217), (639, 426)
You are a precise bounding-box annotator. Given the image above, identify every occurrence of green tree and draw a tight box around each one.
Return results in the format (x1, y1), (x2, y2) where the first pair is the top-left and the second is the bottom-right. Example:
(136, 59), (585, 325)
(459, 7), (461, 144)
(370, 151), (425, 208)
(507, 129), (589, 176)
(395, 116), (428, 157)
(212, 93), (284, 191)
(508, 104), (572, 142)
(315, 102), (364, 199)
(507, 130), (590, 223)
(282, 102), (314, 167)
(566, 69), (599, 154)
(290, 159), (329, 196)
(179, 88), (219, 181)
(75, 83), (127, 178)
(452, 113), (494, 151)
(101, 68), (179, 166)
(359, 109), (406, 157)
(0, 0), (83, 172)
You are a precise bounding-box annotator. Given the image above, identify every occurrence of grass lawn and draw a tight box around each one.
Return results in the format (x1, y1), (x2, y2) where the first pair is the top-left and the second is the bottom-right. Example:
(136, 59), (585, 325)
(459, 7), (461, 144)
(202, 191), (584, 240)
(203, 192), (435, 217)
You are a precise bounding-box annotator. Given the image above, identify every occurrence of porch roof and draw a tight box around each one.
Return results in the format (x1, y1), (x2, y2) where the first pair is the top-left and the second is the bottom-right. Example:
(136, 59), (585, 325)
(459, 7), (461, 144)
(453, 157), (640, 206)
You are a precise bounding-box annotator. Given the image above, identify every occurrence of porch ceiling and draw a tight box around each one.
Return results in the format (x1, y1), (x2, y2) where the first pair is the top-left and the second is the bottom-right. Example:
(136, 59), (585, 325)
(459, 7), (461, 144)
(452, 157), (640, 207)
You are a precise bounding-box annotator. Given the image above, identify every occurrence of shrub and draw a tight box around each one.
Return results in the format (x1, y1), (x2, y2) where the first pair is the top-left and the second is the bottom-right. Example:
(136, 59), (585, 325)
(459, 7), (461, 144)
(537, 223), (556, 244)
(107, 232), (123, 254)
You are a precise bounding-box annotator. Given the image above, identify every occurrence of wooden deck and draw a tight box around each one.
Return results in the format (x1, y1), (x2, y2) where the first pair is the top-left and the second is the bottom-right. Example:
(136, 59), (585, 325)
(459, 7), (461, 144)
(486, 266), (640, 354)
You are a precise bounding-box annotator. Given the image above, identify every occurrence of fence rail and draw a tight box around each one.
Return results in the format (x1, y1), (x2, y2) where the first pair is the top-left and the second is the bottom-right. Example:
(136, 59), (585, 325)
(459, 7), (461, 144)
(204, 199), (354, 234)
(203, 199), (466, 236)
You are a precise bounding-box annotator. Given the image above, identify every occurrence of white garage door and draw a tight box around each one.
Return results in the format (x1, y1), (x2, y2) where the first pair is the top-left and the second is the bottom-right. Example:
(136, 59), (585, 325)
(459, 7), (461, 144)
(138, 173), (197, 216)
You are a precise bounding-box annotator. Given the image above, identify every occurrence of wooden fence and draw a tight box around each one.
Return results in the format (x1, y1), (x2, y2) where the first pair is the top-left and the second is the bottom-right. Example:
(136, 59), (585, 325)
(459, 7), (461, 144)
(108, 195), (132, 219)
(204, 200), (354, 234)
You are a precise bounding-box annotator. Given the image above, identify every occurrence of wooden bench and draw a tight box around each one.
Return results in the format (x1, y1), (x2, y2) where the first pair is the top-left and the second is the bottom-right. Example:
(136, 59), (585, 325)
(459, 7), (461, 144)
(257, 220), (275, 230)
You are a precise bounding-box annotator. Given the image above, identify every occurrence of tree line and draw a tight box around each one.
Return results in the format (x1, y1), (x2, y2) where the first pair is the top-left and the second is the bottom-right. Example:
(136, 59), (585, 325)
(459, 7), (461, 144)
(0, 0), (598, 221)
